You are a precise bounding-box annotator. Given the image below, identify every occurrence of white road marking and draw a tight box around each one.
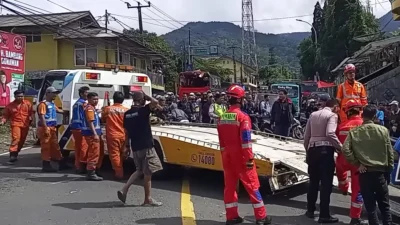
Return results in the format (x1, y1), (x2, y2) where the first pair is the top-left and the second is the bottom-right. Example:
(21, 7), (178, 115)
(0, 146), (33, 156)
(49, 177), (81, 185)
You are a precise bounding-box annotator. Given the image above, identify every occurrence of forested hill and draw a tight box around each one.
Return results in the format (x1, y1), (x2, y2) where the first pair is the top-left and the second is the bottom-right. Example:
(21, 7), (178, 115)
(161, 22), (309, 71)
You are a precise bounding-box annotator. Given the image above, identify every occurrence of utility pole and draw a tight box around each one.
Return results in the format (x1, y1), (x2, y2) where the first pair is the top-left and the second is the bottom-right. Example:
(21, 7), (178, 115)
(229, 46), (239, 84)
(125, 1), (151, 34)
(188, 28), (192, 68)
(105, 10), (110, 63)
(105, 10), (109, 32)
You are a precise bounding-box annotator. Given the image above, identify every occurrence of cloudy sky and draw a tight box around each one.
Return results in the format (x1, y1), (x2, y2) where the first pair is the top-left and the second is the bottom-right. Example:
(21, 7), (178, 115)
(2, 0), (393, 35)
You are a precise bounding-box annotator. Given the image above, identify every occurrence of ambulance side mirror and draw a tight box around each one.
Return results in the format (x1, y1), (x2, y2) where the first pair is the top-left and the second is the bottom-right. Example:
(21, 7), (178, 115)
(18, 82), (26, 93)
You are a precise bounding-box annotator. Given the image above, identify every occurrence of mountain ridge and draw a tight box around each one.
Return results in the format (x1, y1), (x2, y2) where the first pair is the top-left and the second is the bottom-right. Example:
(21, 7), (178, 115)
(162, 12), (399, 70)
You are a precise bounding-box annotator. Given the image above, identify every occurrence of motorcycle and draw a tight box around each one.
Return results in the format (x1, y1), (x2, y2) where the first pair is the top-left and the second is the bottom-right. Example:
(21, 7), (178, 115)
(290, 118), (304, 140)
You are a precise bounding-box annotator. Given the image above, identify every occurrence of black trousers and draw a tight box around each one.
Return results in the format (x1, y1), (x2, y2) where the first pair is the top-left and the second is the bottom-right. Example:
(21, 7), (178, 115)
(359, 171), (392, 225)
(306, 146), (335, 218)
(274, 124), (290, 137)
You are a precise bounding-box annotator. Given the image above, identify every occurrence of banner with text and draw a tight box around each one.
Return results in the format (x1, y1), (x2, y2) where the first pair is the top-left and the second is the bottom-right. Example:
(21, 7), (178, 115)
(0, 31), (26, 108)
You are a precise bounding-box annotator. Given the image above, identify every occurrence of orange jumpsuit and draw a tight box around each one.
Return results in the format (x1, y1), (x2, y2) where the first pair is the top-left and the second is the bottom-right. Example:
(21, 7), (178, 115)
(2, 99), (33, 154)
(102, 103), (129, 178)
(70, 98), (88, 170)
(336, 80), (367, 122)
(82, 105), (104, 171)
(37, 101), (62, 161)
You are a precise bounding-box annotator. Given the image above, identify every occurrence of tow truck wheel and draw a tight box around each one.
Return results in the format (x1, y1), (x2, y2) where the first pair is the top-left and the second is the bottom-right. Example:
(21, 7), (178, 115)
(152, 139), (182, 180)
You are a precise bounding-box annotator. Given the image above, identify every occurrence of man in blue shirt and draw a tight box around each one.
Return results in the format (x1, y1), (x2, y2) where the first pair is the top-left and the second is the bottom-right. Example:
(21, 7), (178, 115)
(375, 103), (385, 126)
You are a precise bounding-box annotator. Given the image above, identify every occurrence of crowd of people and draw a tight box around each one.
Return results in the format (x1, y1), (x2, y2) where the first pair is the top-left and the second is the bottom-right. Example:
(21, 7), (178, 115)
(152, 89), (297, 137)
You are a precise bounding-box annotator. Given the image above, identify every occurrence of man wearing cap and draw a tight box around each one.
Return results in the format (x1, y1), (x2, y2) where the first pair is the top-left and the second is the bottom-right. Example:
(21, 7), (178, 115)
(336, 64), (367, 123)
(389, 100), (400, 137)
(37, 87), (69, 172)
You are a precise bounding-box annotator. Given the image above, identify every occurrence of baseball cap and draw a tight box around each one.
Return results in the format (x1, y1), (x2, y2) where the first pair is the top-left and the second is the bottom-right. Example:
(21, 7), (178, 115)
(46, 86), (60, 94)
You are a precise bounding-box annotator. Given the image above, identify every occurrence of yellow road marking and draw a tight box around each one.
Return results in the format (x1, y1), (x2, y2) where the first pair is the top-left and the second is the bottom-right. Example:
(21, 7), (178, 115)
(181, 178), (196, 225)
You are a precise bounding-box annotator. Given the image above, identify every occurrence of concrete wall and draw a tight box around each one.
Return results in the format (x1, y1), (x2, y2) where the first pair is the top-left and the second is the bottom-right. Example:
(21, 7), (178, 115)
(366, 66), (400, 103)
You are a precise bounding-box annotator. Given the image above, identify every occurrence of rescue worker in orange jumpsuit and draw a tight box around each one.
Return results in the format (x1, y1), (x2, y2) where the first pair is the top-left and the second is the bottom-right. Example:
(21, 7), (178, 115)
(336, 64), (367, 123)
(82, 92), (103, 181)
(101, 91), (129, 180)
(1, 90), (33, 164)
(336, 99), (367, 225)
(71, 86), (90, 174)
(217, 84), (271, 225)
(37, 87), (70, 172)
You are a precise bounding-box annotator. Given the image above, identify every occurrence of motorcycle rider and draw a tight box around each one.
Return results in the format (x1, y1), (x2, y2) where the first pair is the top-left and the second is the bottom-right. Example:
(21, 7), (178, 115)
(217, 84), (271, 225)
(336, 99), (367, 225)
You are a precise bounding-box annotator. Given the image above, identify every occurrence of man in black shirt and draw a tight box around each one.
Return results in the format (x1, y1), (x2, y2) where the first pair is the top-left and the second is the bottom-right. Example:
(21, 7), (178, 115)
(117, 91), (163, 206)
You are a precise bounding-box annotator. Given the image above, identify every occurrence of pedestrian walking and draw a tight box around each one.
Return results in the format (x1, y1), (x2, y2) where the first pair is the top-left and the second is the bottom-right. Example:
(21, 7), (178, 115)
(217, 84), (271, 225)
(304, 98), (341, 223)
(270, 89), (296, 137)
(342, 105), (394, 225)
(117, 91), (163, 206)
(1, 90), (33, 164)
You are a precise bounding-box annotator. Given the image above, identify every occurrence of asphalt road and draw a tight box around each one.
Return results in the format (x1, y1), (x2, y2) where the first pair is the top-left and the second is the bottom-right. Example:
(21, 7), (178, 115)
(0, 147), (396, 225)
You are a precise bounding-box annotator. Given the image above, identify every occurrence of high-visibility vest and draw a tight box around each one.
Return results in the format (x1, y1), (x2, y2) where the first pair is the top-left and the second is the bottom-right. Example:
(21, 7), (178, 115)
(70, 98), (86, 130)
(38, 100), (57, 127)
(214, 104), (226, 117)
(81, 105), (102, 136)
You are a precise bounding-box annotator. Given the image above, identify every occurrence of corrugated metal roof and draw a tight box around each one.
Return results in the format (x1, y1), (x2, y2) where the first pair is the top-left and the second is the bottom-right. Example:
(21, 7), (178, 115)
(0, 11), (96, 27)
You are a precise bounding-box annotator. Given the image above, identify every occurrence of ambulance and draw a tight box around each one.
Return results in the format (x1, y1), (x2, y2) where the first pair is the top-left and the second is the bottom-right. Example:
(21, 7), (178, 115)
(32, 63), (151, 155)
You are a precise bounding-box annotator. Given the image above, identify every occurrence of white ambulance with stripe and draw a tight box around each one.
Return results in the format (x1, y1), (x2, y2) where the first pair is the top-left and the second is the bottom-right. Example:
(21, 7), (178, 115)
(32, 63), (151, 154)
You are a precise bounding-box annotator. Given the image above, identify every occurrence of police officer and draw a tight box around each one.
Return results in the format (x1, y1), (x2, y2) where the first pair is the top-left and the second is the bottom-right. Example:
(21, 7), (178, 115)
(304, 98), (342, 223)
(217, 84), (271, 225)
(71, 86), (90, 174)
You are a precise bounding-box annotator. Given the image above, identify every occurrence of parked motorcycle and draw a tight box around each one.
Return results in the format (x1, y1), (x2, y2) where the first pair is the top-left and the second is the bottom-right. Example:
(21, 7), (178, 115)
(290, 118), (304, 140)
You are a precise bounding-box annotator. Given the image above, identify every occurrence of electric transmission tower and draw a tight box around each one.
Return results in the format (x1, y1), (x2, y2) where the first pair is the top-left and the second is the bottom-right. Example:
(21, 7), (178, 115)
(241, 0), (258, 83)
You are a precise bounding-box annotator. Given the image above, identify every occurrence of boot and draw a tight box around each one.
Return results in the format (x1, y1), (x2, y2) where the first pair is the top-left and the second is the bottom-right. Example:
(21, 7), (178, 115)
(304, 211), (315, 219)
(95, 169), (103, 177)
(87, 170), (103, 181)
(58, 158), (72, 171)
(225, 217), (243, 225)
(7, 152), (18, 165)
(349, 218), (368, 225)
(318, 216), (339, 224)
(256, 216), (272, 225)
(42, 161), (57, 172)
(76, 163), (87, 174)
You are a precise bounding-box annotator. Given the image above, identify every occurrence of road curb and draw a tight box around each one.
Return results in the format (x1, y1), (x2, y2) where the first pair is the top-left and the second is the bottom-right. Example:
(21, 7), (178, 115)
(0, 146), (34, 156)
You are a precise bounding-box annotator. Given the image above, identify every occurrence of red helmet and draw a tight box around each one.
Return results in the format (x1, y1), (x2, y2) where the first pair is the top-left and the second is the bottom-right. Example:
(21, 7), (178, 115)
(226, 84), (245, 98)
(344, 99), (362, 112)
(344, 64), (356, 73)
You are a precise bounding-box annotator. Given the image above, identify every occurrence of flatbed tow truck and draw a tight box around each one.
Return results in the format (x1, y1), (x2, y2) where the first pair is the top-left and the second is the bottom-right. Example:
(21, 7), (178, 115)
(31, 64), (400, 215)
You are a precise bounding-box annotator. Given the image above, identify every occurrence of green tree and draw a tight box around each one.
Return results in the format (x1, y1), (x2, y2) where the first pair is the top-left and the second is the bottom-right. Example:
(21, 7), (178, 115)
(298, 38), (317, 80)
(312, 1), (323, 44)
(320, 0), (379, 78)
(259, 50), (293, 83)
(123, 29), (178, 91)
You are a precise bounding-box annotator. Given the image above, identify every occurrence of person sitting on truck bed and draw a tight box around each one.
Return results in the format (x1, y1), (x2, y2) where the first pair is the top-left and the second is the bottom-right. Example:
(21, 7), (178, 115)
(170, 103), (188, 122)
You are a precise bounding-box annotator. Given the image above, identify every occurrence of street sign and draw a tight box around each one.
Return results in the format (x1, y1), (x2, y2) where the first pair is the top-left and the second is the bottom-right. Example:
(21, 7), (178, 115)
(190, 45), (219, 56)
(209, 45), (218, 55)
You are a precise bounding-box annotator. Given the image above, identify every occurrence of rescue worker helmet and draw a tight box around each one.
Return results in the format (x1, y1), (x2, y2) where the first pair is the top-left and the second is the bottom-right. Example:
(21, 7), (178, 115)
(344, 99), (362, 112)
(226, 84), (245, 99)
(344, 64), (356, 74)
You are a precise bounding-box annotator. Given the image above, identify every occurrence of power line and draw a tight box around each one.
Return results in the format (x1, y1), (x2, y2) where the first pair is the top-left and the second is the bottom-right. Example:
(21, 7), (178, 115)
(14, 0), (52, 14)
(1, 0), (163, 55)
(111, 13), (176, 30)
(46, 0), (73, 12)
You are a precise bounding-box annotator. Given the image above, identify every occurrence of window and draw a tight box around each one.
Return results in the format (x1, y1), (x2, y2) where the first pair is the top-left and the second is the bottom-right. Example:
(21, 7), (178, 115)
(15, 31), (41, 43)
(74, 45), (98, 66)
(226, 60), (230, 64)
(140, 59), (146, 69)
(122, 53), (130, 65)
(130, 55), (137, 67)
